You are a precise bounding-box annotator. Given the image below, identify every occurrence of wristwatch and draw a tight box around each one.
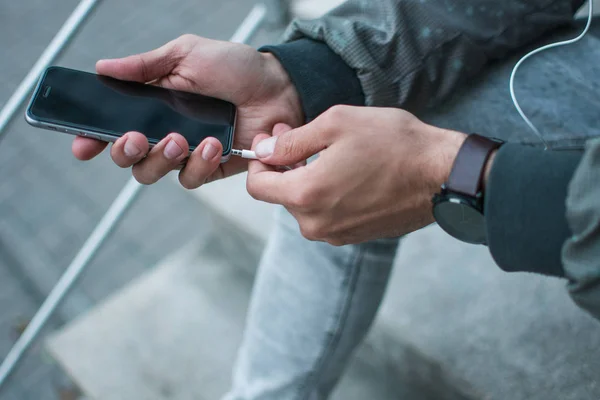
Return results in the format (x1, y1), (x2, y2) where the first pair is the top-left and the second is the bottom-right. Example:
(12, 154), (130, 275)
(432, 134), (503, 245)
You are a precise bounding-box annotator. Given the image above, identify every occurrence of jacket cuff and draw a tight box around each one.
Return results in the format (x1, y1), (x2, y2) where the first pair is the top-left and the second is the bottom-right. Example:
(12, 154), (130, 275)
(485, 144), (583, 278)
(259, 38), (364, 122)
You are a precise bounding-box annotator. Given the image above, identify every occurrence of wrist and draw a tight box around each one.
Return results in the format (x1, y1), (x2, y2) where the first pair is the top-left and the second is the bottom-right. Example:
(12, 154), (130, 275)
(261, 52), (304, 125)
(413, 126), (466, 225)
(430, 132), (503, 245)
(429, 130), (500, 194)
(427, 127), (468, 192)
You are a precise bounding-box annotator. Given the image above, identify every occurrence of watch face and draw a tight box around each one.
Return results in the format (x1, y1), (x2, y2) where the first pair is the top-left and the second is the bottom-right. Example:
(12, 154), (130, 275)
(433, 198), (486, 244)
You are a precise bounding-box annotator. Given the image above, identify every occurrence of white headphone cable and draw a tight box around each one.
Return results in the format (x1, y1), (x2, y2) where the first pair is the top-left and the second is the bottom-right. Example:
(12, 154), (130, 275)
(510, 0), (594, 150)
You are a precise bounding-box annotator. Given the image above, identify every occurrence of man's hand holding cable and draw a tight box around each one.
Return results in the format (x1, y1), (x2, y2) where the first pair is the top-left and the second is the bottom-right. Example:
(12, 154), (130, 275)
(246, 105), (471, 245)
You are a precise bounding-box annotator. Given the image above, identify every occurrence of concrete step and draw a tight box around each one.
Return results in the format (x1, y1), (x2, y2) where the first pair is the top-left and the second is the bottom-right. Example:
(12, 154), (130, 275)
(46, 233), (253, 400)
(45, 217), (475, 400)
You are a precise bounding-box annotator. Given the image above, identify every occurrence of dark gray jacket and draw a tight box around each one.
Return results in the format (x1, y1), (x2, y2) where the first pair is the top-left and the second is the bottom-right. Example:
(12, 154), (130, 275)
(263, 0), (600, 320)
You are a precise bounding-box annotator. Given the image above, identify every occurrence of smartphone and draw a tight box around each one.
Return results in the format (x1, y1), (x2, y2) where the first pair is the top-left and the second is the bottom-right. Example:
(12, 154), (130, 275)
(25, 66), (237, 162)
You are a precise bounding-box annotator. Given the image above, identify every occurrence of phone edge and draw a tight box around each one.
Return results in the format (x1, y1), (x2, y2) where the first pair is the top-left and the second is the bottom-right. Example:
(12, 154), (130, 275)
(222, 109), (238, 163)
(25, 66), (237, 164)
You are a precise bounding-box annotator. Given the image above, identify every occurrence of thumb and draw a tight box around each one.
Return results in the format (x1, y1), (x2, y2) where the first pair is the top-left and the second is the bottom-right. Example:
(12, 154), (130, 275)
(96, 39), (182, 83)
(255, 123), (328, 166)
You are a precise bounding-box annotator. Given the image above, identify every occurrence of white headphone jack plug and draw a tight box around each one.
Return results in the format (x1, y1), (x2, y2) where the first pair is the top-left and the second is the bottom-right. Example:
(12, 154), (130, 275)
(231, 149), (258, 160)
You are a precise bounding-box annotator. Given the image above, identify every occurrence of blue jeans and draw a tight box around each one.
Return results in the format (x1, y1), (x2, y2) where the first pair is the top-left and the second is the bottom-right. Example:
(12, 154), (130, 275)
(224, 23), (600, 400)
(225, 209), (399, 399)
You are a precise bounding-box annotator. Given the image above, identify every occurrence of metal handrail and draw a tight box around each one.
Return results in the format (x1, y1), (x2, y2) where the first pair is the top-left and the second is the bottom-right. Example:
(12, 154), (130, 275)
(0, 0), (100, 141)
(0, 2), (267, 390)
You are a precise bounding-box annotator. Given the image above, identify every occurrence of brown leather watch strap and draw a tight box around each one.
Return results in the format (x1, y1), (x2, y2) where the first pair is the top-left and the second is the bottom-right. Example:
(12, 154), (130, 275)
(447, 134), (503, 197)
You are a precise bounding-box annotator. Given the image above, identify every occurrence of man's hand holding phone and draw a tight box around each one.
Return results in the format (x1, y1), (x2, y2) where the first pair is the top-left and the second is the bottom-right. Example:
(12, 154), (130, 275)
(72, 34), (303, 188)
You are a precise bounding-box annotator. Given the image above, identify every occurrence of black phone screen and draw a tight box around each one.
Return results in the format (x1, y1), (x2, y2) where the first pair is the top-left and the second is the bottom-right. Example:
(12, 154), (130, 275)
(28, 67), (236, 153)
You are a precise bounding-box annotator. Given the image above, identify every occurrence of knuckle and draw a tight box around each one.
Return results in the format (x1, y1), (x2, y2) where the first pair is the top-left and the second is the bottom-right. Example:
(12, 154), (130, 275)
(246, 179), (261, 200)
(329, 104), (349, 115)
(299, 219), (326, 242)
(289, 185), (317, 209)
(175, 34), (199, 51)
(318, 105), (347, 135)
(132, 169), (155, 186)
(304, 182), (326, 207)
(178, 33), (197, 42)
(110, 148), (129, 169)
(299, 225), (318, 242)
(133, 175), (153, 186)
(169, 34), (197, 58)
(325, 104), (348, 122)
(178, 173), (201, 190)
(327, 238), (347, 247)
(113, 157), (130, 169)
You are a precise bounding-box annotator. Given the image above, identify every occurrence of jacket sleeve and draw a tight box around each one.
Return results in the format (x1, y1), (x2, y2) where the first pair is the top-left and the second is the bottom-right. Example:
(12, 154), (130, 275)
(485, 144), (583, 278)
(563, 138), (600, 321)
(259, 39), (365, 121)
(283, 0), (584, 111)
(485, 139), (600, 322)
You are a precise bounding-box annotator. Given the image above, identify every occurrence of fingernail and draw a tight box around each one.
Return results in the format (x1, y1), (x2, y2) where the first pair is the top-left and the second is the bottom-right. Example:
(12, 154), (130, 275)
(202, 143), (219, 161)
(256, 136), (277, 158)
(124, 139), (141, 157)
(164, 140), (183, 160)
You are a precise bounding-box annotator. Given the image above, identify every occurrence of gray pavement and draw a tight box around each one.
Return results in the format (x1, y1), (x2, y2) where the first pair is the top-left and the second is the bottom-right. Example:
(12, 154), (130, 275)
(0, 1), (278, 398)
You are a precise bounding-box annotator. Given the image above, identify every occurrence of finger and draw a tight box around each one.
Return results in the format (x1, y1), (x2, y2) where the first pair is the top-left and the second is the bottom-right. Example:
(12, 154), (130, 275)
(293, 160), (308, 169)
(272, 123), (306, 169)
(72, 136), (108, 161)
(272, 122), (292, 137)
(110, 132), (149, 168)
(96, 38), (183, 83)
(131, 133), (189, 184)
(178, 137), (223, 189)
(255, 121), (329, 166)
(247, 134), (303, 205)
